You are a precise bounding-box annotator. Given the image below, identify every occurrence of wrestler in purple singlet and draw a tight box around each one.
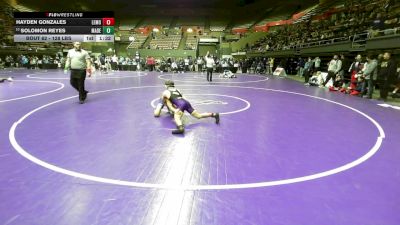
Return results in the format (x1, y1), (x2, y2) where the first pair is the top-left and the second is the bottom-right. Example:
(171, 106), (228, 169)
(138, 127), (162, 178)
(167, 88), (195, 114)
(160, 80), (219, 134)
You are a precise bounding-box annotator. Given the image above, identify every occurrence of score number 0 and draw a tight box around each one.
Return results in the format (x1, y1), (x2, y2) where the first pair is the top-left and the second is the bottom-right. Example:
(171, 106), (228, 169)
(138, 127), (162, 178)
(102, 18), (115, 26)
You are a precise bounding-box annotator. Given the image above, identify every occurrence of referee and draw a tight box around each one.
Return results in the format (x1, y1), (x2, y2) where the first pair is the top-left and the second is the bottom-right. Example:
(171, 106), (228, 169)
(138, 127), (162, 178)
(65, 42), (92, 104)
(205, 51), (215, 82)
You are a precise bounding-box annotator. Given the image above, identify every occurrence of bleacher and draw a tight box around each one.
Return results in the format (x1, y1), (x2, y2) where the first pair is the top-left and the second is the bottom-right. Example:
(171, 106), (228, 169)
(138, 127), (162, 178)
(185, 34), (198, 50)
(117, 30), (131, 42)
(127, 34), (149, 49)
(293, 0), (346, 24)
(149, 34), (181, 50)
(256, 15), (288, 26)
(210, 18), (228, 32)
(243, 0), (400, 53)
(233, 23), (253, 30)
(210, 26), (226, 32)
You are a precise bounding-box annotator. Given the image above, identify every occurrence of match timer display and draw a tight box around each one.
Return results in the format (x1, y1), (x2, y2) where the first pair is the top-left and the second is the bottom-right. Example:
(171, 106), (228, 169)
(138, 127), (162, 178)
(14, 12), (115, 42)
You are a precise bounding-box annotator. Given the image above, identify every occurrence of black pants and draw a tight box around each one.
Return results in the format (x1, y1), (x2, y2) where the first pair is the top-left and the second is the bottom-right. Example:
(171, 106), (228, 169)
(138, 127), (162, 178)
(380, 79), (391, 99)
(111, 62), (117, 70)
(304, 69), (311, 83)
(322, 71), (336, 86)
(70, 69), (87, 101)
(207, 68), (213, 81)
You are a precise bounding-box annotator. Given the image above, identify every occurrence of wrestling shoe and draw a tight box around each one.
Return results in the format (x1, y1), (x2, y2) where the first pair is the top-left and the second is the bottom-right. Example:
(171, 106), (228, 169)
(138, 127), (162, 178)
(214, 113), (220, 124)
(172, 125), (185, 134)
(82, 90), (88, 101)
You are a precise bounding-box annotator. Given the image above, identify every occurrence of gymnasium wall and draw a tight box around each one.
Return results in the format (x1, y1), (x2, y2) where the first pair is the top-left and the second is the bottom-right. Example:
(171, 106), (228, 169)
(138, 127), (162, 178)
(198, 44), (217, 56)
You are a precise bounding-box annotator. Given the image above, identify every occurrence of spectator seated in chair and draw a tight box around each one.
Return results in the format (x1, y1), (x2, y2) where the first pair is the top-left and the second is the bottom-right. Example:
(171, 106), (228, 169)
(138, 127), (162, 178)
(329, 74), (345, 91)
(340, 72), (365, 95)
(340, 70), (364, 95)
(308, 71), (324, 86)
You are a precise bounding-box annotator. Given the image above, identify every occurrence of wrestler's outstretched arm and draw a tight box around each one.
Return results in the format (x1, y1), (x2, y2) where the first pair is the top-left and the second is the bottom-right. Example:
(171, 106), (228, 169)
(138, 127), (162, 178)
(153, 97), (165, 117)
(154, 96), (178, 117)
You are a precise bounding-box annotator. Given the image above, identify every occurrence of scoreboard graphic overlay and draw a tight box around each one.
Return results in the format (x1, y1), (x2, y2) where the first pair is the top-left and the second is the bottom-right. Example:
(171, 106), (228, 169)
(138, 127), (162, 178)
(14, 12), (115, 42)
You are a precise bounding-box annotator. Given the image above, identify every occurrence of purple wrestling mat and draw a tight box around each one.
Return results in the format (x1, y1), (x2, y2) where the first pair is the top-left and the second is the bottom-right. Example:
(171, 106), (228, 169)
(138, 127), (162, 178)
(0, 69), (399, 225)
